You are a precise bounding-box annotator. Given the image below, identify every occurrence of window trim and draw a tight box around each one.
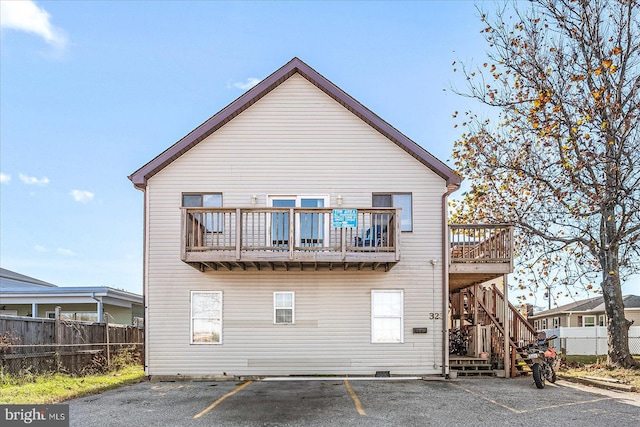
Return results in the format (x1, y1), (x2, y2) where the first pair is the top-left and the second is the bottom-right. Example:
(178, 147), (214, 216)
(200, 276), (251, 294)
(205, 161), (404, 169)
(181, 193), (223, 207)
(190, 291), (223, 345)
(371, 289), (404, 344)
(273, 291), (295, 325)
(598, 314), (606, 326)
(182, 193), (224, 234)
(583, 315), (596, 327)
(45, 311), (98, 322)
(372, 192), (413, 232)
(552, 316), (560, 329)
(268, 195), (330, 247)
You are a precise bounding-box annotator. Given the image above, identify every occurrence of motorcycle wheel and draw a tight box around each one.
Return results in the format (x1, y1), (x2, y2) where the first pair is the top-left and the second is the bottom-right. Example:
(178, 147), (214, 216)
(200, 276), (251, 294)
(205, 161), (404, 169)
(532, 363), (545, 389)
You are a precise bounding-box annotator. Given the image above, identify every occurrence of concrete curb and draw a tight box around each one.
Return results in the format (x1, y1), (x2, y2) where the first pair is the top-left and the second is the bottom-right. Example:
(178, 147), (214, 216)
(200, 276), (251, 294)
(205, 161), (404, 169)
(558, 374), (637, 393)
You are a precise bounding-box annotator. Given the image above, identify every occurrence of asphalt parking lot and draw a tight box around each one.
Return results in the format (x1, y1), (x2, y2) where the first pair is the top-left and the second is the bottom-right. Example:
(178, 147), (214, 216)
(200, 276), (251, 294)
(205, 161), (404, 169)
(69, 376), (640, 427)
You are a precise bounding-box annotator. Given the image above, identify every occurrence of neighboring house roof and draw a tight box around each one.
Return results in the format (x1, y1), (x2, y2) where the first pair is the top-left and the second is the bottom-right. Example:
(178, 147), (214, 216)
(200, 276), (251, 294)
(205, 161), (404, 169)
(529, 294), (640, 319)
(0, 267), (57, 289)
(128, 57), (462, 190)
(0, 268), (142, 305)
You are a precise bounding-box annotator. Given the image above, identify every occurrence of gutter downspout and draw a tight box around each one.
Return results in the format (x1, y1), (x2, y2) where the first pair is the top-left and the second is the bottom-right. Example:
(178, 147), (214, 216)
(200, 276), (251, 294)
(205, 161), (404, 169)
(442, 183), (459, 377)
(142, 187), (149, 376)
(90, 292), (103, 322)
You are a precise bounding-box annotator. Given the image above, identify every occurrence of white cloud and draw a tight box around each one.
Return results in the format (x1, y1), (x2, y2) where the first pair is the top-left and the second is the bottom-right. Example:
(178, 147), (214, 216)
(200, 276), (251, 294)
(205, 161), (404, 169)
(70, 189), (94, 203)
(0, 172), (11, 184)
(19, 173), (50, 185)
(230, 77), (260, 90)
(34, 244), (48, 252)
(56, 247), (76, 256)
(0, 0), (67, 49)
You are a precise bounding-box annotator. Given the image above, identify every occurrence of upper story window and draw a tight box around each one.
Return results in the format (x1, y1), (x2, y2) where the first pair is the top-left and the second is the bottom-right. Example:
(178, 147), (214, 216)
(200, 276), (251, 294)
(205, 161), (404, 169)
(372, 193), (412, 231)
(183, 193), (223, 233)
(182, 193), (222, 208)
(552, 317), (560, 329)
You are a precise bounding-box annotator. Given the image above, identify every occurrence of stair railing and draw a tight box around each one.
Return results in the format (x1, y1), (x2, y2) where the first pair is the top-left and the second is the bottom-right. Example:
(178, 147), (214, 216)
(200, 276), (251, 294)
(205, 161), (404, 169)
(469, 285), (537, 377)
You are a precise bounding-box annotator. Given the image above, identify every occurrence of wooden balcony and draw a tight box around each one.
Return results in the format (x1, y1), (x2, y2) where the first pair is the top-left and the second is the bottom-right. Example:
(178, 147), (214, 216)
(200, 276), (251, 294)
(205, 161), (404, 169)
(449, 224), (514, 291)
(181, 207), (401, 272)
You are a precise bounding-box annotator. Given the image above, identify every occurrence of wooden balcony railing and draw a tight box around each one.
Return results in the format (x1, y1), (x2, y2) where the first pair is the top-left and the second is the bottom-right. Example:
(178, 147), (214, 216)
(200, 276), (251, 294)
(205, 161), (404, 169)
(181, 207), (401, 271)
(450, 224), (513, 264)
(449, 224), (514, 291)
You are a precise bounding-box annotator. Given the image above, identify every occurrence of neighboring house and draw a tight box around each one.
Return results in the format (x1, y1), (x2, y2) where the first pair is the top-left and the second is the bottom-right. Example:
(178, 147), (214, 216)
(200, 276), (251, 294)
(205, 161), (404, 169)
(528, 294), (640, 330)
(0, 268), (143, 325)
(129, 57), (519, 379)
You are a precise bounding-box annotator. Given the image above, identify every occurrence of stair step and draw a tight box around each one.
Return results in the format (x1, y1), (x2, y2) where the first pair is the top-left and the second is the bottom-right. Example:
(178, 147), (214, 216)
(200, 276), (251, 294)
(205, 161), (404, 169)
(451, 365), (492, 371)
(452, 368), (496, 377)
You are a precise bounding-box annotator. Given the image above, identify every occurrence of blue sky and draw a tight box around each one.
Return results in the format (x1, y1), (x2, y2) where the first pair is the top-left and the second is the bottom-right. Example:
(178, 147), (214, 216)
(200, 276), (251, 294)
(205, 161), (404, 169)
(1, 0), (637, 306)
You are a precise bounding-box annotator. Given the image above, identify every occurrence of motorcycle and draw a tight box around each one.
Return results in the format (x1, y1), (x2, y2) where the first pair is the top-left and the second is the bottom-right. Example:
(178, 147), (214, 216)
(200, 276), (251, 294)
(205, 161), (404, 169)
(449, 328), (469, 356)
(522, 331), (559, 389)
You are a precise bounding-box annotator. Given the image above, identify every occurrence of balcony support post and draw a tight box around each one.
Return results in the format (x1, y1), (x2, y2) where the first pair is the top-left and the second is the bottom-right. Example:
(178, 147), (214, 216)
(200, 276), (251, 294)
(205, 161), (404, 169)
(503, 273), (510, 377)
(289, 208), (295, 260)
(180, 208), (187, 261)
(236, 208), (242, 261)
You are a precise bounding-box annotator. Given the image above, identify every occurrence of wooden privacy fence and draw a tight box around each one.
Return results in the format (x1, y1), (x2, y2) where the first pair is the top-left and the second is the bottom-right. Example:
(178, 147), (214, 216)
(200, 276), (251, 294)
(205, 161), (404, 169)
(0, 312), (143, 376)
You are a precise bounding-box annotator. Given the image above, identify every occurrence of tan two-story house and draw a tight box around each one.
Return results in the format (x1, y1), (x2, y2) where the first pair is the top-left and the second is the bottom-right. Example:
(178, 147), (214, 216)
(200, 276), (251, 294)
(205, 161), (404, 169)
(129, 58), (522, 380)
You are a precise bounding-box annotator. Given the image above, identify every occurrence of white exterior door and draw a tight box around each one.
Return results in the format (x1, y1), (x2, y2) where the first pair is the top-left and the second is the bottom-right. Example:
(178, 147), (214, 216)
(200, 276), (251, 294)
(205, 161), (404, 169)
(268, 195), (329, 248)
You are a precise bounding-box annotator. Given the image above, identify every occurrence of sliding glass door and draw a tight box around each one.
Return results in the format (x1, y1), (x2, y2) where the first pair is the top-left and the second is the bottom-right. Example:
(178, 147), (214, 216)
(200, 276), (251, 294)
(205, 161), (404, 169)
(269, 196), (329, 248)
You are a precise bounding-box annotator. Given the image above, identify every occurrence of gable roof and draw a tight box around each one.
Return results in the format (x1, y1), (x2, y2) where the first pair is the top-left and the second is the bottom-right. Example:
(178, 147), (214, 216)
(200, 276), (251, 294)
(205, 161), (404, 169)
(0, 268), (142, 303)
(529, 294), (640, 319)
(0, 267), (57, 289)
(129, 57), (462, 190)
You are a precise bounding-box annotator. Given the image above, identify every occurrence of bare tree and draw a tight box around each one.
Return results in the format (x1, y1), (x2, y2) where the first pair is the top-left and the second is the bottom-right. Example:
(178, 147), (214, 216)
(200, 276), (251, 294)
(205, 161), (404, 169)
(451, 0), (640, 367)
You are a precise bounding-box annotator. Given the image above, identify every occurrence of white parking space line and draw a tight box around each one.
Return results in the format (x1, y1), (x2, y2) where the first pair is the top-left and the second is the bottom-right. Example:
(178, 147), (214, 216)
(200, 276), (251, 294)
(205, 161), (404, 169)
(450, 382), (613, 414)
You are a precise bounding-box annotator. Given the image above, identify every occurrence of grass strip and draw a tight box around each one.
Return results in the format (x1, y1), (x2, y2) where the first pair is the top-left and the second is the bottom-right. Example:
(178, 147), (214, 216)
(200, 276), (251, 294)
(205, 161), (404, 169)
(0, 365), (146, 404)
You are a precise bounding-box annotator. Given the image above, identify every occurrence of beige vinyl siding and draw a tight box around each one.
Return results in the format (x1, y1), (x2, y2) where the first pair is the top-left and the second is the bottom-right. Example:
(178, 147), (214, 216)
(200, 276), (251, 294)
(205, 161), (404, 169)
(145, 74), (446, 376)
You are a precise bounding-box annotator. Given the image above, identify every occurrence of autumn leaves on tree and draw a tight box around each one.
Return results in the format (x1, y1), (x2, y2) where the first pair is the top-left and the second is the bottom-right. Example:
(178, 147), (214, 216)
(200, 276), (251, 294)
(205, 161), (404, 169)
(450, 0), (640, 367)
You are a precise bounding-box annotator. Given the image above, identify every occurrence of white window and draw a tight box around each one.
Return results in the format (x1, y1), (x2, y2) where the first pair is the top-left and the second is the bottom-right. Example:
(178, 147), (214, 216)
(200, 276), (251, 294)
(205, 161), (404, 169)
(534, 320), (540, 330)
(371, 290), (404, 343)
(372, 193), (413, 232)
(541, 319), (547, 329)
(274, 292), (295, 324)
(46, 311), (98, 322)
(191, 291), (222, 344)
(553, 317), (560, 329)
(598, 314), (606, 326)
(583, 315), (596, 327)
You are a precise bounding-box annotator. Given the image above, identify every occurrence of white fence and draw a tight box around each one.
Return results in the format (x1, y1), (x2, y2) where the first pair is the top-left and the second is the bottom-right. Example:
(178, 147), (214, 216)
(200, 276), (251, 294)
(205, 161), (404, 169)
(543, 326), (640, 356)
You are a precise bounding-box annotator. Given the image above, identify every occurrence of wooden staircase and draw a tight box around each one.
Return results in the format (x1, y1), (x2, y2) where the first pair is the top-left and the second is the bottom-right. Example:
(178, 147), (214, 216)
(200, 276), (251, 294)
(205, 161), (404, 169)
(450, 284), (537, 377)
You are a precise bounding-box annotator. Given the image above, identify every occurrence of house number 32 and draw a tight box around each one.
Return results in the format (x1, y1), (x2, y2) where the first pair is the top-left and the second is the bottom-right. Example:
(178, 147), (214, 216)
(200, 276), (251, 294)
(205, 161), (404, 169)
(429, 313), (442, 320)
